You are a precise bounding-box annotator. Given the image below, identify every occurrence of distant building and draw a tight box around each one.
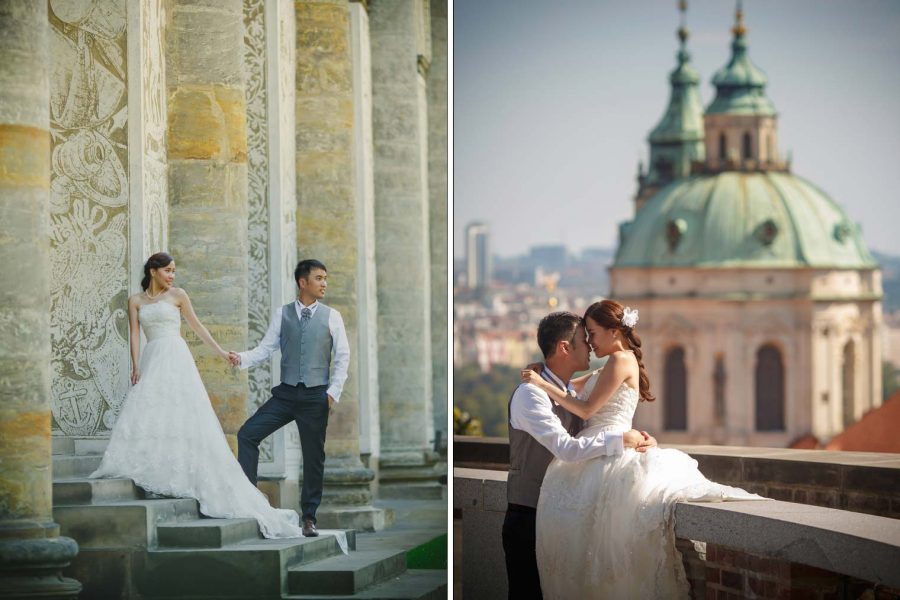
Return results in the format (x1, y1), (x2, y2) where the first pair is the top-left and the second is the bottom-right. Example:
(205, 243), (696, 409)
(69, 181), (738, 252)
(466, 222), (491, 290)
(611, 5), (883, 447)
(528, 244), (568, 276)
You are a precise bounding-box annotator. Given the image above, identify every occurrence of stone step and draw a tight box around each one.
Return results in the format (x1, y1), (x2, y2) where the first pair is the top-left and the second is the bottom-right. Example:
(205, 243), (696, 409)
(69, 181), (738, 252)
(52, 436), (75, 455)
(139, 534), (348, 599)
(52, 454), (103, 479)
(287, 548), (407, 596)
(53, 477), (141, 505)
(285, 569), (447, 600)
(54, 498), (200, 549)
(377, 483), (446, 501)
(156, 517), (262, 548)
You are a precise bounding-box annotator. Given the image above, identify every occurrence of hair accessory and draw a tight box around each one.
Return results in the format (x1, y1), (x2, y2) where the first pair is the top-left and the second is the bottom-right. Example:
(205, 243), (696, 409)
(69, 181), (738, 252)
(621, 307), (639, 329)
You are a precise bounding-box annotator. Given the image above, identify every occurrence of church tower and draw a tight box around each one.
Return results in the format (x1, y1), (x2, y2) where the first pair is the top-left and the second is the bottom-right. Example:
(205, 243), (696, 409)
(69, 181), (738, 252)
(702, 1), (785, 172)
(635, 1), (705, 212)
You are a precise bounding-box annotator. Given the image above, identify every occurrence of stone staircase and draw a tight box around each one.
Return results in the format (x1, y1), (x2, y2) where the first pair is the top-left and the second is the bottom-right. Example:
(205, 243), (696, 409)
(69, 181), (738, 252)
(52, 455), (446, 600)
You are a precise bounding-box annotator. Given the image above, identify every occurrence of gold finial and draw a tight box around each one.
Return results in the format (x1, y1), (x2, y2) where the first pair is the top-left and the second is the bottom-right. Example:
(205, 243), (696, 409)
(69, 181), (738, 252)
(732, 0), (747, 37)
(678, 0), (689, 44)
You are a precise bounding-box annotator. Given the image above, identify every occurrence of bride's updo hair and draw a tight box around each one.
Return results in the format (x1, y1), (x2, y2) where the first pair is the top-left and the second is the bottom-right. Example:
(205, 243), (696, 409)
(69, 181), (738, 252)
(584, 300), (655, 403)
(141, 252), (174, 291)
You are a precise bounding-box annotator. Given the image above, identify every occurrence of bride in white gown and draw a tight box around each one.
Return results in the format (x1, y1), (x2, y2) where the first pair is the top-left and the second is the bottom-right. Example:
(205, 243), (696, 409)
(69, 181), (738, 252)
(91, 253), (304, 539)
(523, 300), (765, 599)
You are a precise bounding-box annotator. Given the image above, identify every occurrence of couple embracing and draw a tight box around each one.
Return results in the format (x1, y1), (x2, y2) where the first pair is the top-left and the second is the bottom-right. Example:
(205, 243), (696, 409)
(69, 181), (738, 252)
(91, 254), (349, 543)
(505, 300), (764, 599)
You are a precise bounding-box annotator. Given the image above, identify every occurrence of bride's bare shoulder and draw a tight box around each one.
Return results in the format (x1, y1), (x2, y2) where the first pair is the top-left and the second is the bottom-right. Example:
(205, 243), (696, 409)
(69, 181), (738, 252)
(127, 293), (144, 306)
(609, 350), (637, 364)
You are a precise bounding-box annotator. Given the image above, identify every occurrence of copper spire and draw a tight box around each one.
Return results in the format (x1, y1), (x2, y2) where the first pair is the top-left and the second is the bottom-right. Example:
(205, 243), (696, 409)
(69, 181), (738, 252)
(732, 0), (747, 37)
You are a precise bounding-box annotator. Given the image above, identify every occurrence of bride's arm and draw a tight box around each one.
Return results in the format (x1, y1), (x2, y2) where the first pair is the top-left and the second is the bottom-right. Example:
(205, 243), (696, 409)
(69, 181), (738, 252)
(554, 355), (630, 420)
(172, 288), (228, 360)
(128, 296), (141, 384)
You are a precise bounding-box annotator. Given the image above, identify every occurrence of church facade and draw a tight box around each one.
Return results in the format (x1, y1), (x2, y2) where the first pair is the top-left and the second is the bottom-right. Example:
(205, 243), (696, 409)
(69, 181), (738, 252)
(0, 0), (446, 592)
(611, 6), (883, 448)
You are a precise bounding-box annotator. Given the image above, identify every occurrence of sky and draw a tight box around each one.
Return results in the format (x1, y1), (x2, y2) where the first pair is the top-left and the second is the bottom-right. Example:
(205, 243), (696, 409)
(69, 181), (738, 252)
(453, 0), (900, 259)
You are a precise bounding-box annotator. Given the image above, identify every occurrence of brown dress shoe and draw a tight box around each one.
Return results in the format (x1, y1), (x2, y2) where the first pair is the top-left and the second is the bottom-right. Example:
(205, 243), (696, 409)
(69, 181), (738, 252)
(302, 518), (319, 537)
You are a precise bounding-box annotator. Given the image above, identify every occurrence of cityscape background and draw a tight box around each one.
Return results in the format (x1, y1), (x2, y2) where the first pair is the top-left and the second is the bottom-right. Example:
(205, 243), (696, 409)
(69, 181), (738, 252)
(453, 1), (900, 450)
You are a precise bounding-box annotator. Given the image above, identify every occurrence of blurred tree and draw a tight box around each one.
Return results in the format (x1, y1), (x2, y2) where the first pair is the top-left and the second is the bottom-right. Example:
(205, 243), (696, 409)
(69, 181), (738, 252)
(884, 361), (900, 401)
(453, 364), (523, 437)
(453, 406), (483, 436)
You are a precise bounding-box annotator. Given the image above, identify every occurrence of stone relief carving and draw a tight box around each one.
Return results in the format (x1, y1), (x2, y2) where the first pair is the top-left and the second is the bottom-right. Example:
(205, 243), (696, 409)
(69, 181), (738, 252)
(48, 0), (130, 436)
(140, 0), (168, 257)
(244, 0), (273, 462)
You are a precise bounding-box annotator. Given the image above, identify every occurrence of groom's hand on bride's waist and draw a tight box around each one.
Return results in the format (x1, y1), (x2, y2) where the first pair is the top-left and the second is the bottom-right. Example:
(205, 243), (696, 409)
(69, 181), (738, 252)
(624, 429), (657, 453)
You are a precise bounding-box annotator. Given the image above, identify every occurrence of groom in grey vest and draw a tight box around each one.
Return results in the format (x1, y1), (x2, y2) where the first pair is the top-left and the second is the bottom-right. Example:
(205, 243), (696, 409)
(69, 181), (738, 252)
(504, 312), (654, 599)
(229, 259), (350, 537)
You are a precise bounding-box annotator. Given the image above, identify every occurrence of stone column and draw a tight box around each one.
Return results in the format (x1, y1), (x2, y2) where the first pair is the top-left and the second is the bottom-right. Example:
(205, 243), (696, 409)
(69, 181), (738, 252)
(0, 2), (80, 597)
(427, 0), (448, 452)
(242, 0), (303, 508)
(370, 0), (441, 498)
(295, 0), (384, 531)
(349, 1), (381, 467)
(166, 0), (249, 454)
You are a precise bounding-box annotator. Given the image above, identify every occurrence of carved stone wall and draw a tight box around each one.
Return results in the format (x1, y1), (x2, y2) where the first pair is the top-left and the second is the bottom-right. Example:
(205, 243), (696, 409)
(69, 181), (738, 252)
(243, 0), (274, 464)
(48, 0), (131, 437)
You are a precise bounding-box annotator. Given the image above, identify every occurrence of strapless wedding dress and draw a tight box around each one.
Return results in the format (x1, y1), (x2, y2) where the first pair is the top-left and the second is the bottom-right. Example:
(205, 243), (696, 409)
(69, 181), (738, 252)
(536, 370), (765, 599)
(90, 301), (304, 539)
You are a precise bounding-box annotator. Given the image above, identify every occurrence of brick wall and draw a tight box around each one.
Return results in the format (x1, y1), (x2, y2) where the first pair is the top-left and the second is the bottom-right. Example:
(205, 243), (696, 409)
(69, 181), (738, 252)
(677, 539), (900, 600)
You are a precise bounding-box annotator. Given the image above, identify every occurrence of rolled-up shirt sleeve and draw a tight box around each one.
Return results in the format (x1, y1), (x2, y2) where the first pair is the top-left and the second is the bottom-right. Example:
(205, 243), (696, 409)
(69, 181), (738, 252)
(509, 384), (624, 461)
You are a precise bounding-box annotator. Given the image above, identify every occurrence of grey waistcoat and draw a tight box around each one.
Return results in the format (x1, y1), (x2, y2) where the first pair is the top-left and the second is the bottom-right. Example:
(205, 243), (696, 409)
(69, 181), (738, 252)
(279, 302), (332, 387)
(507, 380), (583, 508)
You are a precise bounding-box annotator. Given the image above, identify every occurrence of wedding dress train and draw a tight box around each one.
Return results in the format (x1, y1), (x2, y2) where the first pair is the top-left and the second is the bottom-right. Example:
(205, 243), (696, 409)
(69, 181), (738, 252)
(536, 370), (765, 599)
(90, 301), (305, 539)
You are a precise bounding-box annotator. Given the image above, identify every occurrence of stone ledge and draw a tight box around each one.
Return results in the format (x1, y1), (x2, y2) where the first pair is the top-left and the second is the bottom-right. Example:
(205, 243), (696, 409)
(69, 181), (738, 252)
(454, 468), (900, 590)
(674, 500), (900, 589)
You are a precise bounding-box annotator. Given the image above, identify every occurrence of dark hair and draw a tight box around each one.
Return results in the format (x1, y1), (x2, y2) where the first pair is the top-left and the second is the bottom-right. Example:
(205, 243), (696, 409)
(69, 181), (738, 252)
(583, 300), (655, 402)
(294, 259), (327, 287)
(141, 252), (174, 291)
(537, 312), (582, 359)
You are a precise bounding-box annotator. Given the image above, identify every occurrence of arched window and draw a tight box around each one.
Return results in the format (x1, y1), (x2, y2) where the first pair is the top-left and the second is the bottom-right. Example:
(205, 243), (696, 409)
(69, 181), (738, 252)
(842, 341), (855, 427)
(718, 133), (727, 160)
(713, 355), (726, 426)
(742, 132), (752, 160)
(664, 347), (687, 430)
(755, 344), (784, 431)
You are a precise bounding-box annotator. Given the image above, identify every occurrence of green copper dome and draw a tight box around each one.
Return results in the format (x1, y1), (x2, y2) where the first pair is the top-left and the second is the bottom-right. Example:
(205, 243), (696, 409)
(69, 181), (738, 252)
(706, 12), (776, 116)
(615, 172), (877, 269)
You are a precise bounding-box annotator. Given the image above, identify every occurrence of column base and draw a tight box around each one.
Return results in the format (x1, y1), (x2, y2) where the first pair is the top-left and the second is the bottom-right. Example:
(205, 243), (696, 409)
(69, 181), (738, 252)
(257, 477), (299, 511)
(0, 535), (81, 600)
(308, 457), (388, 532)
(378, 450), (447, 500)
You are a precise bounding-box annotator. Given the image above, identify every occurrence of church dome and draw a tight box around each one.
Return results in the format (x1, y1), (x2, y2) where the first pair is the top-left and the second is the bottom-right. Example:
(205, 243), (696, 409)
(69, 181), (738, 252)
(614, 172), (877, 269)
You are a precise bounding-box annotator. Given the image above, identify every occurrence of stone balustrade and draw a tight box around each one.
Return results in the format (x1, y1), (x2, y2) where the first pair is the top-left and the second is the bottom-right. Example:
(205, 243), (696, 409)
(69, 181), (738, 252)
(454, 437), (900, 599)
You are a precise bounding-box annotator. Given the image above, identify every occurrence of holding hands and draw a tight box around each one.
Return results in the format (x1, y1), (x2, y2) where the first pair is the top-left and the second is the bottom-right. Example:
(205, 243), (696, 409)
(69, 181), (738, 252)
(226, 351), (241, 367)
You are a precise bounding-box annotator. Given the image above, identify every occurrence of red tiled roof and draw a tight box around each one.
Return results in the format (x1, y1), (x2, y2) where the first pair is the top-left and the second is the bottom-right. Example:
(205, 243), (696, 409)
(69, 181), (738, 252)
(824, 391), (900, 453)
(789, 434), (820, 450)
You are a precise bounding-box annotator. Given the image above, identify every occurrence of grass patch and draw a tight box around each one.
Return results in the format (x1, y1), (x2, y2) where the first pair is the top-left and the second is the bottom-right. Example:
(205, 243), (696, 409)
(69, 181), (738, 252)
(406, 533), (447, 569)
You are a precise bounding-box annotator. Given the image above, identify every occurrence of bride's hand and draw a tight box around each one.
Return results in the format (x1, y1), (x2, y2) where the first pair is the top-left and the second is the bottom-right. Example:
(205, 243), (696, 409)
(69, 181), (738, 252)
(521, 368), (544, 387)
(524, 362), (543, 374)
(130, 368), (140, 385)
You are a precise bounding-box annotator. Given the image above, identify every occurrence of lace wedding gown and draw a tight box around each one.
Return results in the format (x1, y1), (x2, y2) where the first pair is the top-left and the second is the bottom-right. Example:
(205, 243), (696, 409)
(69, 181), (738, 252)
(536, 370), (765, 599)
(90, 301), (304, 539)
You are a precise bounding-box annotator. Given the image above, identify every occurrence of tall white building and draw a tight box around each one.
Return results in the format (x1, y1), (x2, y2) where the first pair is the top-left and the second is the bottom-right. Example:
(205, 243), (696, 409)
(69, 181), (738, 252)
(466, 222), (491, 290)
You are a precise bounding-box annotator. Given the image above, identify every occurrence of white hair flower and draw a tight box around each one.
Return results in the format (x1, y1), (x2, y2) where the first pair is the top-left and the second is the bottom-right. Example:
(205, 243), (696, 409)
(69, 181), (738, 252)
(621, 307), (639, 329)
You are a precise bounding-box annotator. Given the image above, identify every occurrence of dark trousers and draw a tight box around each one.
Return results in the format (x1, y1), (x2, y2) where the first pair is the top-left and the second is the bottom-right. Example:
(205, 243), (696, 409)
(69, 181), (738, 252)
(502, 503), (542, 600)
(237, 382), (330, 522)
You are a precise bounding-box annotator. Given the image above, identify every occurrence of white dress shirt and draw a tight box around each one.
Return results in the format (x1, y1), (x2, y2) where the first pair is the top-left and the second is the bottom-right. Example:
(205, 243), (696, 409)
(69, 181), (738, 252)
(237, 300), (351, 402)
(509, 365), (624, 461)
